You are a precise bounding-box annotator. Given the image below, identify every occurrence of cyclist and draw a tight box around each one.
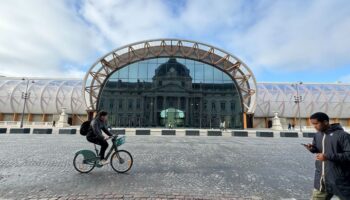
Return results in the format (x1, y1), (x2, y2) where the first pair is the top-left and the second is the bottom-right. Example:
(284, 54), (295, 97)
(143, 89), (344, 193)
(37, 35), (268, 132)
(86, 111), (113, 165)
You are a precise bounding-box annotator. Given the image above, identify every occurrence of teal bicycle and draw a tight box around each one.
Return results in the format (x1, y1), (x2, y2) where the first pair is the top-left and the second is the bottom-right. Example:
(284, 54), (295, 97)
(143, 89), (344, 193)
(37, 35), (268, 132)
(73, 135), (133, 173)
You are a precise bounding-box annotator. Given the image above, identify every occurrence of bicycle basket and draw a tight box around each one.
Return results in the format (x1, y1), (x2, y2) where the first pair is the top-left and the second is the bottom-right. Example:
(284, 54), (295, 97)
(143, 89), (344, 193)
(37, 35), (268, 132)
(115, 136), (125, 146)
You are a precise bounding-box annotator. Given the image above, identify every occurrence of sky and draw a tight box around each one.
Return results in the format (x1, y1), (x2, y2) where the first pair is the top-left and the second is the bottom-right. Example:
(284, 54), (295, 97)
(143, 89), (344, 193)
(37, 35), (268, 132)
(0, 0), (350, 83)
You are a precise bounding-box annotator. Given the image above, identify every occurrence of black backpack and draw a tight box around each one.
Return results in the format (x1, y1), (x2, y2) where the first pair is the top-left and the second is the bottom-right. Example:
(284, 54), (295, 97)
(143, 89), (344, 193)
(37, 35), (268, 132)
(80, 120), (91, 136)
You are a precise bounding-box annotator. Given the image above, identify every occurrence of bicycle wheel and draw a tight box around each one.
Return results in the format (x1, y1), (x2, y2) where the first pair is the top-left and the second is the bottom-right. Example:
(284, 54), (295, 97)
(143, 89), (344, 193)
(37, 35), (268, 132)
(73, 152), (95, 173)
(110, 150), (133, 173)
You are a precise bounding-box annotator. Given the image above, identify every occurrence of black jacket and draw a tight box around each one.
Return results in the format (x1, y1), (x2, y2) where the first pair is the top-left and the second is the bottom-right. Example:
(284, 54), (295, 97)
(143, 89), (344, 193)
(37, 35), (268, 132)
(86, 118), (112, 140)
(309, 123), (350, 198)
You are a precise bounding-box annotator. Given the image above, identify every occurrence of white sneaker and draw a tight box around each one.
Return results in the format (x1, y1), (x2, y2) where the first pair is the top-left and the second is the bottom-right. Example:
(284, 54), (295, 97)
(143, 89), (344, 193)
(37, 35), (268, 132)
(99, 159), (109, 165)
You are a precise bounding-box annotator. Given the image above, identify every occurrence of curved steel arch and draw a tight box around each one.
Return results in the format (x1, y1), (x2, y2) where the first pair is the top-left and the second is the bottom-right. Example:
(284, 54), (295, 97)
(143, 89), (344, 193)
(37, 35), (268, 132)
(70, 81), (82, 113)
(55, 81), (67, 114)
(0, 80), (11, 106)
(83, 39), (257, 114)
(10, 80), (24, 113)
(40, 80), (55, 114)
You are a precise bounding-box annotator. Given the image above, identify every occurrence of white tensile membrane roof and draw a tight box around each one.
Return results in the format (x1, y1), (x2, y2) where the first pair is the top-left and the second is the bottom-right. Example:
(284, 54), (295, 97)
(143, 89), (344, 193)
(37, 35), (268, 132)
(0, 77), (349, 118)
(255, 82), (350, 118)
(0, 78), (85, 115)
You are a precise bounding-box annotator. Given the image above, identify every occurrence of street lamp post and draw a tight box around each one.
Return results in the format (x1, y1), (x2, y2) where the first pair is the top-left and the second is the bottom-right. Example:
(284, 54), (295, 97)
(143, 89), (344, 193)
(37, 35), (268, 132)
(20, 78), (35, 128)
(292, 82), (303, 132)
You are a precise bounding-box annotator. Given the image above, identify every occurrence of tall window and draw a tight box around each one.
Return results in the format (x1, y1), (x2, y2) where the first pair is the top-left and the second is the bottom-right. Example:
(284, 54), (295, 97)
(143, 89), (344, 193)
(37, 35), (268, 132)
(221, 102), (226, 111)
(136, 99), (141, 109)
(119, 99), (123, 109)
(128, 99), (133, 109)
(231, 102), (235, 111)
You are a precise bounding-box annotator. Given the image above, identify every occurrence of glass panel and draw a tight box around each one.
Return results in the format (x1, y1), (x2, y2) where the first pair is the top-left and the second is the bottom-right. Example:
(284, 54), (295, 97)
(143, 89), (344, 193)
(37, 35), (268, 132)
(213, 68), (223, 83)
(147, 63), (157, 82)
(118, 67), (128, 80)
(223, 72), (232, 83)
(187, 62), (195, 79)
(98, 57), (243, 129)
(194, 64), (204, 83)
(138, 62), (148, 80)
(128, 63), (138, 79)
(110, 71), (119, 79)
(204, 65), (213, 83)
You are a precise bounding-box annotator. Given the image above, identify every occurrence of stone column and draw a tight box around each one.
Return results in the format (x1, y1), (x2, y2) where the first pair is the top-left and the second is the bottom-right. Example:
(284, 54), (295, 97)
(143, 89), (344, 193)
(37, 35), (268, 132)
(185, 97), (189, 126)
(199, 98), (202, 128)
(190, 98), (193, 126)
(41, 114), (47, 122)
(13, 113), (19, 121)
(164, 96), (167, 109)
(176, 97), (180, 128)
(154, 97), (158, 126)
(141, 96), (144, 127)
(148, 97), (151, 127)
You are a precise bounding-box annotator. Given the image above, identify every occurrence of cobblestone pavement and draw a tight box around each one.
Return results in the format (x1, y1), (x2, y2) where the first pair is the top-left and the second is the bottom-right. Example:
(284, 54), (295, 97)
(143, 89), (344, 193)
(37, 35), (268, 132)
(23, 193), (263, 200)
(0, 135), (316, 200)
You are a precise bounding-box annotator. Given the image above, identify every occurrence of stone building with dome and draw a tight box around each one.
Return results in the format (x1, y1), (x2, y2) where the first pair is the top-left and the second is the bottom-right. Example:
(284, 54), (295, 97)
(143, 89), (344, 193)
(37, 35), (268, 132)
(98, 57), (242, 128)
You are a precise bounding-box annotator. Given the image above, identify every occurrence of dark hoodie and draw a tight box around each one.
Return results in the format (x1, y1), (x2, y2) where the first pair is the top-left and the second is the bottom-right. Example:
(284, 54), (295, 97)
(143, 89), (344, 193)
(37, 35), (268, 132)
(309, 123), (350, 199)
(87, 117), (112, 140)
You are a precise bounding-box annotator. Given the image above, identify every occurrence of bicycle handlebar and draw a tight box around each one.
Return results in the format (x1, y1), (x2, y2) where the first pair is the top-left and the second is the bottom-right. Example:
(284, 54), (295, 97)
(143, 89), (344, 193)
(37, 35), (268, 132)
(106, 134), (121, 140)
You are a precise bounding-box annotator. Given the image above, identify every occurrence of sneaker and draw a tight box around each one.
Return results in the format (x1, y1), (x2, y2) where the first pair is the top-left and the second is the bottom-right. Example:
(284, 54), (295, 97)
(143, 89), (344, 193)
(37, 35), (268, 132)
(99, 159), (109, 165)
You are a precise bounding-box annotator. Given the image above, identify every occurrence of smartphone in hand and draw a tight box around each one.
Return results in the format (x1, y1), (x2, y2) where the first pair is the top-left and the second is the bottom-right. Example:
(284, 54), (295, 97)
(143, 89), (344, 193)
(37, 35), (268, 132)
(301, 143), (313, 151)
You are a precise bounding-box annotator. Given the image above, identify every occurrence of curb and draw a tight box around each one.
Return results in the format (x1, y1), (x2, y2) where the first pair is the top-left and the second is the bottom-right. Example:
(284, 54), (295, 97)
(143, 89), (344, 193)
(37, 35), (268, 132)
(0, 127), (316, 138)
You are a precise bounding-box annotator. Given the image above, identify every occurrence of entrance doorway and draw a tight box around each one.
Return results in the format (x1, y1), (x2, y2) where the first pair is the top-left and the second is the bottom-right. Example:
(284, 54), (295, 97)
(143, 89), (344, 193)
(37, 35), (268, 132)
(160, 108), (185, 128)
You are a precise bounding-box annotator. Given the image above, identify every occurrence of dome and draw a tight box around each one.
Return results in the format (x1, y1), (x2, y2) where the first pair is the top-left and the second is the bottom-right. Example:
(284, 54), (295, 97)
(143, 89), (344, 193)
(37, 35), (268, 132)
(154, 58), (190, 77)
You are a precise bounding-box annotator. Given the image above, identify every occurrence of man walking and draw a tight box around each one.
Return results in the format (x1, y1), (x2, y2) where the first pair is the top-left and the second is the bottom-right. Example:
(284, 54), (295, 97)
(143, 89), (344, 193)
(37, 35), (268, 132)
(304, 112), (350, 200)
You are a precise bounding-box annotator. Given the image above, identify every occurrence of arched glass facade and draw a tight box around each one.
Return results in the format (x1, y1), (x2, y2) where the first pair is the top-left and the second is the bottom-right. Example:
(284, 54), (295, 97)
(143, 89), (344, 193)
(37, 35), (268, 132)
(98, 57), (243, 128)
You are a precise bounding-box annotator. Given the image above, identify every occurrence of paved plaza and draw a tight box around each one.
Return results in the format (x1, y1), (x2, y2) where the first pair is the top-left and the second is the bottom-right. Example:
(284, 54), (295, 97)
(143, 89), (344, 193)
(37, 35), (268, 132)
(0, 134), (317, 199)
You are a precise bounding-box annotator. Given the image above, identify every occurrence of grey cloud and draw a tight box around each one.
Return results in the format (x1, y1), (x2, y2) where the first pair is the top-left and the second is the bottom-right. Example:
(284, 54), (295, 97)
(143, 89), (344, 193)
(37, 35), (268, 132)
(0, 0), (349, 79)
